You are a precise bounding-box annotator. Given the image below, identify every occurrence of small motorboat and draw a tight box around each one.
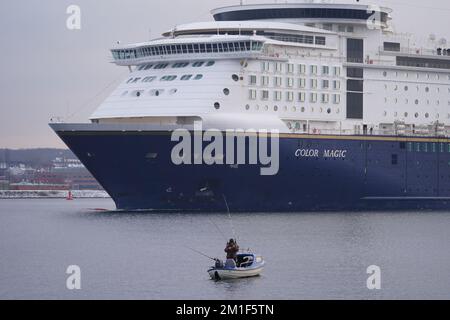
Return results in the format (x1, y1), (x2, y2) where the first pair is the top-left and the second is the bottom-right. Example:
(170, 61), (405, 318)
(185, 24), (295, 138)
(208, 252), (265, 280)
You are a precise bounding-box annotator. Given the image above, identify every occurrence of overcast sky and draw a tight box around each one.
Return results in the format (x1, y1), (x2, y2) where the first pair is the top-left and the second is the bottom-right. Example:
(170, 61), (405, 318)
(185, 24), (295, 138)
(1, 0), (450, 149)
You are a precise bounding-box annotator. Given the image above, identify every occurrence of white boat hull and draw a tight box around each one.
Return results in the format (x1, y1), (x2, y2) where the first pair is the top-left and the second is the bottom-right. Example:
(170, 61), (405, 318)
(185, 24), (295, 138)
(208, 266), (264, 280)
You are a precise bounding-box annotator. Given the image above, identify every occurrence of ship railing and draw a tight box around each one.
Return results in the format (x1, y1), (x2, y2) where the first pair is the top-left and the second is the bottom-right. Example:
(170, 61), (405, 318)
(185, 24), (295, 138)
(293, 128), (449, 138)
(379, 46), (450, 57)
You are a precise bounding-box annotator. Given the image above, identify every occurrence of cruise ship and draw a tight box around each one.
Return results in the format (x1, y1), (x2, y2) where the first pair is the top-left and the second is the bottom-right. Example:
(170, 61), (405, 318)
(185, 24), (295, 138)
(51, 1), (450, 212)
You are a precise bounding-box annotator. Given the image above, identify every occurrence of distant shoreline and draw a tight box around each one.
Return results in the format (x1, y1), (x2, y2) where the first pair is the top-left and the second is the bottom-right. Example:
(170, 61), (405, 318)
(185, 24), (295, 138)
(0, 190), (110, 199)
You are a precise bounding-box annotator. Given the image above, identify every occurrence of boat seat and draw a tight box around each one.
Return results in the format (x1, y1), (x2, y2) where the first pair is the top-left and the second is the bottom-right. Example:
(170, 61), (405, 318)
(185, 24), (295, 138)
(225, 259), (236, 268)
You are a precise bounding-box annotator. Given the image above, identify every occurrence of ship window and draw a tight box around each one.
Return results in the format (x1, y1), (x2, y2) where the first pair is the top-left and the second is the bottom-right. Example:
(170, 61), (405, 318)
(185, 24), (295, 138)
(214, 102), (220, 110)
(137, 65), (146, 71)
(131, 78), (141, 83)
(206, 61), (215, 67)
(223, 88), (230, 96)
(274, 91), (282, 101)
(126, 78), (134, 83)
(261, 90), (269, 100)
(249, 75), (257, 85)
(181, 74), (193, 81)
(249, 89), (256, 100)
(407, 142), (413, 152)
(154, 63), (169, 69)
(298, 64), (306, 74)
(193, 61), (204, 67)
(322, 80), (329, 89)
(142, 76), (156, 83)
(160, 75), (177, 81)
(194, 74), (203, 80)
(169, 88), (177, 95)
(172, 62), (189, 68)
(232, 74), (239, 82)
(149, 89), (164, 96)
(144, 64), (154, 70)
(298, 92), (306, 102)
(286, 91), (294, 102)
(384, 42), (401, 52)
(391, 154), (398, 165)
(315, 37), (326, 45)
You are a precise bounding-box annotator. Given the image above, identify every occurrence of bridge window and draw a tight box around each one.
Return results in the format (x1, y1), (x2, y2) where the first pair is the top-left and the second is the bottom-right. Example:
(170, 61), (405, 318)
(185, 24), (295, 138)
(206, 61), (215, 67)
(194, 74), (203, 80)
(315, 37), (326, 45)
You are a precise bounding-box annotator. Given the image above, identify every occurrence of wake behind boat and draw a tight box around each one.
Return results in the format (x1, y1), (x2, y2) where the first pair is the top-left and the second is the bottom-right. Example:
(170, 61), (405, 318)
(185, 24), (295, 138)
(208, 252), (265, 281)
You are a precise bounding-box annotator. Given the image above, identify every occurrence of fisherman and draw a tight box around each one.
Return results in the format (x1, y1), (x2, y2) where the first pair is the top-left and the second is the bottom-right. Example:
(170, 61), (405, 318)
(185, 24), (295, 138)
(224, 239), (239, 262)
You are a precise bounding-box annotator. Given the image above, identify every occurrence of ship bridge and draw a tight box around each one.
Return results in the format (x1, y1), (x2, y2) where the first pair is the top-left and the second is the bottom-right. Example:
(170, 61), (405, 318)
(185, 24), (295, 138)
(211, 1), (392, 30)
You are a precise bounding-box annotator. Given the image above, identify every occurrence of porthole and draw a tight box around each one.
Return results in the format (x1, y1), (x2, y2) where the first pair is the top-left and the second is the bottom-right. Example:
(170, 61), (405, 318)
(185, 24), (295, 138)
(301, 107), (305, 112)
(383, 71), (387, 77)
(169, 88), (178, 95)
(327, 108), (331, 114)
(214, 102), (220, 110)
(425, 113), (429, 118)
(404, 86), (409, 91)
(415, 99), (419, 105)
(274, 105), (278, 111)
(425, 87), (430, 92)
(415, 113), (419, 118)
(136, 91), (141, 97)
(223, 88), (230, 95)
(245, 104), (250, 110)
(232, 74), (239, 82)
(404, 112), (408, 117)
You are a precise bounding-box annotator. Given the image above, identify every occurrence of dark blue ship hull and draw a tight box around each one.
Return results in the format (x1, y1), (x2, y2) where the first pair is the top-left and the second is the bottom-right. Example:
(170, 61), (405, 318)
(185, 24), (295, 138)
(51, 124), (450, 212)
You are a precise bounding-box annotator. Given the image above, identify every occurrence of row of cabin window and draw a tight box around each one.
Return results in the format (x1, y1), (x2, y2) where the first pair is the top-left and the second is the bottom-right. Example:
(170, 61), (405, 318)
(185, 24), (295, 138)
(249, 75), (341, 90)
(384, 84), (450, 94)
(407, 142), (450, 153)
(249, 90), (341, 104)
(261, 62), (341, 76)
(137, 61), (215, 71)
(382, 70), (450, 81)
(126, 74), (203, 84)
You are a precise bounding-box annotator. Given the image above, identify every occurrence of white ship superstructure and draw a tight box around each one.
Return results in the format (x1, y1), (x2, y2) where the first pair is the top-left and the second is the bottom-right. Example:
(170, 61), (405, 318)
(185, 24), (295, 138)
(92, 1), (450, 137)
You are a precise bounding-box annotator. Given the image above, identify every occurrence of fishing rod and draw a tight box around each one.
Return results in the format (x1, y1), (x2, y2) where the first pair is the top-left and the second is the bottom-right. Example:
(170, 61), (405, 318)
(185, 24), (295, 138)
(184, 245), (217, 261)
(208, 216), (228, 242)
(222, 194), (238, 243)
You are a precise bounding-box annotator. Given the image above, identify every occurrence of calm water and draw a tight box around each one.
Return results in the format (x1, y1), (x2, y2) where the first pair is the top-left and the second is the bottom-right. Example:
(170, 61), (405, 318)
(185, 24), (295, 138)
(0, 199), (449, 299)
